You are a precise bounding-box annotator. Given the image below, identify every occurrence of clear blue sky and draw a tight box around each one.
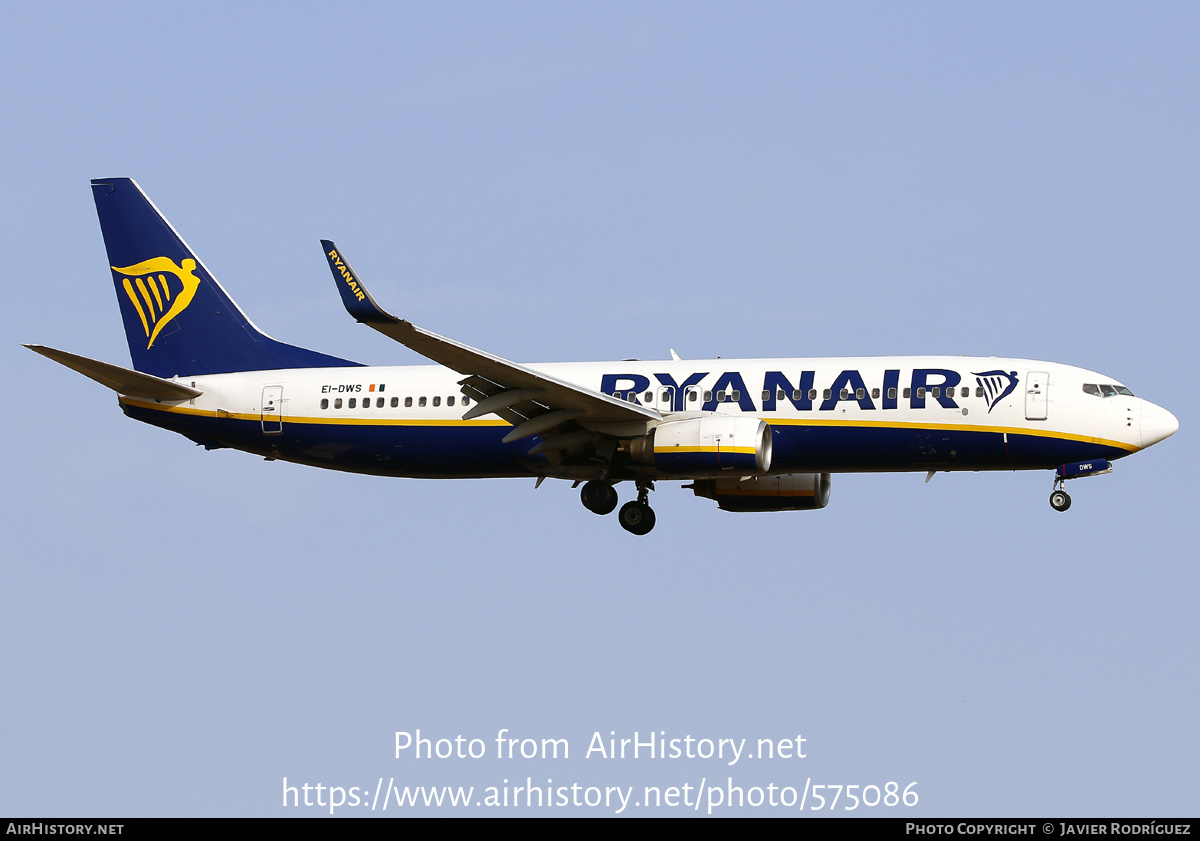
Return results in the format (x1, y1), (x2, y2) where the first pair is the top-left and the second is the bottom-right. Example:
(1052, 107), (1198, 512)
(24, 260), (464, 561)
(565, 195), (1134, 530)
(2, 2), (1196, 816)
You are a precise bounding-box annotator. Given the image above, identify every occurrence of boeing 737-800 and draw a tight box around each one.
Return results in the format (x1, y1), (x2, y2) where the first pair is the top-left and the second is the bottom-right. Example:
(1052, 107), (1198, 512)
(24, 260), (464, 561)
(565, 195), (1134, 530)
(27, 178), (1179, 534)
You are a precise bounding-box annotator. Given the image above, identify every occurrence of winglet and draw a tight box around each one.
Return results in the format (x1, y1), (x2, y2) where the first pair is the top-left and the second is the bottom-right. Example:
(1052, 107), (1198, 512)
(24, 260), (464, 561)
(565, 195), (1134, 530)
(320, 240), (396, 325)
(314, 240), (660, 425)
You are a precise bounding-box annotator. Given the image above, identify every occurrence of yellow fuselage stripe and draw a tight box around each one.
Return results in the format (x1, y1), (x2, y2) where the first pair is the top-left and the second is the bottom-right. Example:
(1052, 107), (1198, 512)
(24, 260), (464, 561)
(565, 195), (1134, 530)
(655, 446), (758, 455)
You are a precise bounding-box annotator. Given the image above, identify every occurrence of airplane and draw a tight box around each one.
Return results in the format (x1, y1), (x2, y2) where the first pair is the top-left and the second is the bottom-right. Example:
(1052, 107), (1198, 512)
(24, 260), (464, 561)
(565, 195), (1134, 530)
(27, 178), (1179, 535)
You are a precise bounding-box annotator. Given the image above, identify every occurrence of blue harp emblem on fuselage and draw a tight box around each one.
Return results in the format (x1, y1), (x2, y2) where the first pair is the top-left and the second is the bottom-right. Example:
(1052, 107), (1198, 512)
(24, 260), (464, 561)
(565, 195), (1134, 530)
(973, 370), (1019, 413)
(112, 257), (203, 349)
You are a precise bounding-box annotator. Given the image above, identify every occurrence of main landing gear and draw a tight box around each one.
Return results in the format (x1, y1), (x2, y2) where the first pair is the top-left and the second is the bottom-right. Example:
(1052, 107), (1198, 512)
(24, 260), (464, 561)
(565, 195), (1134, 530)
(580, 479), (656, 535)
(580, 480), (618, 515)
(1049, 479), (1072, 512)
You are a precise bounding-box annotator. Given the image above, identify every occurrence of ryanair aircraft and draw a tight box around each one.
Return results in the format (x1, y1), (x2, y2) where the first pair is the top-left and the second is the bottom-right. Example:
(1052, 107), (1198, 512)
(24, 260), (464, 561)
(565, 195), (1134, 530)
(28, 178), (1178, 535)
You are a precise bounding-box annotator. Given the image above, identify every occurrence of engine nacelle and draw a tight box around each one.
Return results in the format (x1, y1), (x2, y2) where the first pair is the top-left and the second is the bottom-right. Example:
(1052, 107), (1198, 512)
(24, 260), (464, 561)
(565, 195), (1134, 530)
(631, 415), (772, 477)
(690, 472), (832, 512)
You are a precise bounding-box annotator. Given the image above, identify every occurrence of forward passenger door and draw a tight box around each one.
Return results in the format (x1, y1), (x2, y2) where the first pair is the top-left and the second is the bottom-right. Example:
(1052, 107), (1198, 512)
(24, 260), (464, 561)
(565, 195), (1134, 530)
(1025, 372), (1047, 421)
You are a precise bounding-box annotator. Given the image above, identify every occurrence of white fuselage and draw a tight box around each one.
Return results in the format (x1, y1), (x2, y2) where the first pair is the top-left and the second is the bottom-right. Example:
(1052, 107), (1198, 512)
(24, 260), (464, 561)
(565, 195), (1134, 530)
(117, 355), (1173, 480)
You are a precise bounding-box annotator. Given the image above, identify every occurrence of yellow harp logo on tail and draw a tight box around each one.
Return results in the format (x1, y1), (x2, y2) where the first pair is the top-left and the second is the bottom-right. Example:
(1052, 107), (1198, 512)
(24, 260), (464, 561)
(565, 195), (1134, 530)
(112, 257), (202, 349)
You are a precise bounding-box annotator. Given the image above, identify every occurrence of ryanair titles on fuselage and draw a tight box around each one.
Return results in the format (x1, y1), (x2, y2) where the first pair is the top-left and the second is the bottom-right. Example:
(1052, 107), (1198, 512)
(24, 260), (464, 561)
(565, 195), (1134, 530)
(598, 368), (1019, 414)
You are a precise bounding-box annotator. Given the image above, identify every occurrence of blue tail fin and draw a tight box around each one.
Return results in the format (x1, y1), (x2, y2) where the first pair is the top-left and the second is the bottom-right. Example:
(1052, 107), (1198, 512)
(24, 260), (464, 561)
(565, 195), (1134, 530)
(91, 178), (359, 377)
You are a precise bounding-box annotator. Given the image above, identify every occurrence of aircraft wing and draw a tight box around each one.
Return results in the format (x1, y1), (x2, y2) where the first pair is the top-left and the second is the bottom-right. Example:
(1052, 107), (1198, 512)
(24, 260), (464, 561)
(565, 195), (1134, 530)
(320, 241), (659, 450)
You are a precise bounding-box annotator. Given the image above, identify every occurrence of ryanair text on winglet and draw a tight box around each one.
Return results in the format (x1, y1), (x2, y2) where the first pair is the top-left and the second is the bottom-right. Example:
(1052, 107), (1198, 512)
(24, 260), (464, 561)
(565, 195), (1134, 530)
(328, 249), (365, 301)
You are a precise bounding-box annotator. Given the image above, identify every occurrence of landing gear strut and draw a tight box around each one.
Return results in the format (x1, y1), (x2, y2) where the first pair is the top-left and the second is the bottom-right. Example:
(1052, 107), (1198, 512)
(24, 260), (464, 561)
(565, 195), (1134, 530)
(618, 480), (656, 535)
(1049, 479), (1072, 512)
(580, 480), (618, 515)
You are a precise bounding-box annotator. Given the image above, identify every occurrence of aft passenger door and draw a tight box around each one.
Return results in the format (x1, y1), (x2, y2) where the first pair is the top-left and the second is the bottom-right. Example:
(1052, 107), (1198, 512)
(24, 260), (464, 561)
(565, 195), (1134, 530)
(1025, 371), (1047, 421)
(261, 385), (284, 434)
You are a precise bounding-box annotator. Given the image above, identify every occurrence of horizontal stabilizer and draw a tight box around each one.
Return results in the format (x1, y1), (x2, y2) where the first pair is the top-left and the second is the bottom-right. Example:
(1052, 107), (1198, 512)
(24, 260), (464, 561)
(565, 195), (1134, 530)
(25, 344), (202, 401)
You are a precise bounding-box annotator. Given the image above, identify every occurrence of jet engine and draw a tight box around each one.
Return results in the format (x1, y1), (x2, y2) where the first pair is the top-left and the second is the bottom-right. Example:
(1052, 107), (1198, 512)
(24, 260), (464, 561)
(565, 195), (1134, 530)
(689, 472), (832, 512)
(628, 415), (772, 477)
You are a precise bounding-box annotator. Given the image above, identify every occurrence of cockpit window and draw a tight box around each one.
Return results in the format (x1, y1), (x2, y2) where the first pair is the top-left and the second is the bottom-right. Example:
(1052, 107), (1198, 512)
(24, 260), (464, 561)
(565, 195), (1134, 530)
(1083, 383), (1135, 398)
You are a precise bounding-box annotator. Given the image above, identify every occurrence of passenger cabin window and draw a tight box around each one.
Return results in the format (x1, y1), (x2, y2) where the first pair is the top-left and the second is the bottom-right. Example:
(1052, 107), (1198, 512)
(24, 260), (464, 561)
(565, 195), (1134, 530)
(931, 387), (940, 398)
(916, 388), (925, 399)
(823, 389), (832, 400)
(704, 391), (712, 402)
(903, 388), (911, 399)
(320, 398), (329, 409)
(808, 389), (817, 400)
(888, 388), (897, 400)
(716, 391), (726, 402)
(391, 397), (399, 408)
(961, 387), (969, 398)
(448, 396), (455, 407)
(419, 397), (427, 407)
(840, 388), (849, 400)
(334, 398), (343, 409)
(405, 397), (413, 407)
(855, 388), (865, 400)
(688, 391), (698, 402)
(433, 396), (441, 407)
(377, 397), (384, 408)
(872, 388), (880, 399)
(462, 397), (471, 406)
(348, 397), (357, 409)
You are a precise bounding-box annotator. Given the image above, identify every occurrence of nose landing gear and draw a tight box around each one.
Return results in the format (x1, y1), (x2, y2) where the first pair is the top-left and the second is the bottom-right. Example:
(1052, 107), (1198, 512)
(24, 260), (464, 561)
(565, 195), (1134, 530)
(1049, 480), (1072, 512)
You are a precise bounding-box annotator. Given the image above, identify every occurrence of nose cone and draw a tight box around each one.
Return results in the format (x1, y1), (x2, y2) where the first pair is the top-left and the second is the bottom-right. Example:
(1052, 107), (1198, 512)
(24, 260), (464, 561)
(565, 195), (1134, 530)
(1141, 400), (1179, 448)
